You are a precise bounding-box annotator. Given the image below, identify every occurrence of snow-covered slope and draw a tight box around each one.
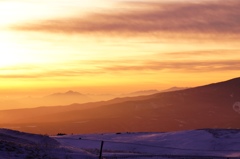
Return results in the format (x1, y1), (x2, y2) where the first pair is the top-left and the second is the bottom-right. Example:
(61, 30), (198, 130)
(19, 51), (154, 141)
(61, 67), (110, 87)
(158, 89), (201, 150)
(53, 129), (240, 158)
(0, 128), (95, 159)
(0, 128), (239, 159)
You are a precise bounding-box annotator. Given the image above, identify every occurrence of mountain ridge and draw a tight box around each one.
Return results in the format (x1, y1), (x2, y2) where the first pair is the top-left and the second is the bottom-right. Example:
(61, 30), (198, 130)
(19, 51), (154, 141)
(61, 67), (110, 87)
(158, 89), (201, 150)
(0, 77), (240, 134)
(45, 90), (84, 97)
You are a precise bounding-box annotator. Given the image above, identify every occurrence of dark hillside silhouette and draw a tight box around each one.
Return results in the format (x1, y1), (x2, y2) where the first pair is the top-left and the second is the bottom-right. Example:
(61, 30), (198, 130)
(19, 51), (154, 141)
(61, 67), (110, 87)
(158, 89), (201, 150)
(0, 77), (240, 134)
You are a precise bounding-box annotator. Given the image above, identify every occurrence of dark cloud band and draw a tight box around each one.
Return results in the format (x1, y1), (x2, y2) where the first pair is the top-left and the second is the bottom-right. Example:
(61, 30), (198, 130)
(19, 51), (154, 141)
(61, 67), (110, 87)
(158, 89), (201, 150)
(12, 0), (240, 39)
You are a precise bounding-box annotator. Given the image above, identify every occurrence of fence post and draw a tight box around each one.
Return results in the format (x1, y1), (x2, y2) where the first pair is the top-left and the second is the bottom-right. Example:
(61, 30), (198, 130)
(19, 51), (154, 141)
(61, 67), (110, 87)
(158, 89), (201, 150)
(99, 140), (104, 159)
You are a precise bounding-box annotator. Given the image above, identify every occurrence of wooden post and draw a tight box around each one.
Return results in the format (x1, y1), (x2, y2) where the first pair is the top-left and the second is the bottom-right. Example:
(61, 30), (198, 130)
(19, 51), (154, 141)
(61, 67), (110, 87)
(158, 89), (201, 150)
(99, 141), (104, 159)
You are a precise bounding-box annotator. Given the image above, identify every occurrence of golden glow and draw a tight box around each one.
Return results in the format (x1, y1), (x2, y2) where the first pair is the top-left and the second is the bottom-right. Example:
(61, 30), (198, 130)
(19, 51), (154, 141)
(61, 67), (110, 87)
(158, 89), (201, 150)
(0, 0), (111, 26)
(0, 0), (239, 110)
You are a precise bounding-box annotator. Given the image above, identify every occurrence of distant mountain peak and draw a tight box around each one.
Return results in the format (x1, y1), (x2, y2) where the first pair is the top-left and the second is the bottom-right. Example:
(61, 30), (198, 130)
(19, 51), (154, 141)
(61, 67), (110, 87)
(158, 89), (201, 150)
(66, 90), (74, 93)
(131, 89), (159, 94)
(65, 90), (81, 95)
(161, 87), (188, 92)
(47, 90), (83, 97)
(125, 89), (160, 97)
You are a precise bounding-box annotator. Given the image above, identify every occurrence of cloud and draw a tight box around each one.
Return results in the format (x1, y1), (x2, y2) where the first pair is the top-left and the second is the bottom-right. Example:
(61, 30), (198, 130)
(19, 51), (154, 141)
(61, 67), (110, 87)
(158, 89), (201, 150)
(12, 0), (240, 39)
(0, 74), (40, 78)
(102, 60), (240, 72)
(1, 58), (239, 79)
(0, 70), (104, 79)
(159, 49), (240, 59)
(0, 64), (104, 79)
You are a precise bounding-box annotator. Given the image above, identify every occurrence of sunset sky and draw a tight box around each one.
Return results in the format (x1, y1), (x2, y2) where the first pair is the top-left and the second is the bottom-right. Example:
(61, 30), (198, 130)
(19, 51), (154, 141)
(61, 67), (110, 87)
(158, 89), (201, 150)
(0, 0), (240, 97)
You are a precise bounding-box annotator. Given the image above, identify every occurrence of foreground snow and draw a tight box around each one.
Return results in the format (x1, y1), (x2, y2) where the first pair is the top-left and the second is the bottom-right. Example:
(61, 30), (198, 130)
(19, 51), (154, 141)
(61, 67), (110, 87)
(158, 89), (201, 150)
(53, 129), (240, 158)
(0, 128), (240, 159)
(0, 128), (95, 159)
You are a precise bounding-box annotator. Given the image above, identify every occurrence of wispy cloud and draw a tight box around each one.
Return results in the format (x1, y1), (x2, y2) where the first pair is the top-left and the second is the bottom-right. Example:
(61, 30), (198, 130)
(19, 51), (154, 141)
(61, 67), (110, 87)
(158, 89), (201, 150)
(102, 60), (240, 72)
(0, 70), (104, 79)
(158, 49), (240, 59)
(12, 0), (240, 39)
(0, 64), (104, 79)
(1, 59), (239, 79)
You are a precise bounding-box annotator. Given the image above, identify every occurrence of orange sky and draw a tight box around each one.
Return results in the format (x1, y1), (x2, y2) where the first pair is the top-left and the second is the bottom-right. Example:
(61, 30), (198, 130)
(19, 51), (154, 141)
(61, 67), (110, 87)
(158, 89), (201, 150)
(0, 0), (240, 97)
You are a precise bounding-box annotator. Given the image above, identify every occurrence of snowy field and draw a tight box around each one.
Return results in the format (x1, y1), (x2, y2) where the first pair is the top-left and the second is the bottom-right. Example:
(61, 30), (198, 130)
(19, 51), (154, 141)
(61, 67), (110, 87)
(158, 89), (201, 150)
(0, 128), (240, 159)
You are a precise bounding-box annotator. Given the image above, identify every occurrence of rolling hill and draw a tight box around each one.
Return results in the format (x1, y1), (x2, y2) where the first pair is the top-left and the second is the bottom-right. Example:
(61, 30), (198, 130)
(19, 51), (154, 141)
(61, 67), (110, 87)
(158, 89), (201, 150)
(0, 77), (240, 134)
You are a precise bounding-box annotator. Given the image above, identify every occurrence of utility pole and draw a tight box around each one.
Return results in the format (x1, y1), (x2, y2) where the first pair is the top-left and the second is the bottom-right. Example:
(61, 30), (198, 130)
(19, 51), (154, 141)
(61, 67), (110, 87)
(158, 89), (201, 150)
(99, 141), (104, 159)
